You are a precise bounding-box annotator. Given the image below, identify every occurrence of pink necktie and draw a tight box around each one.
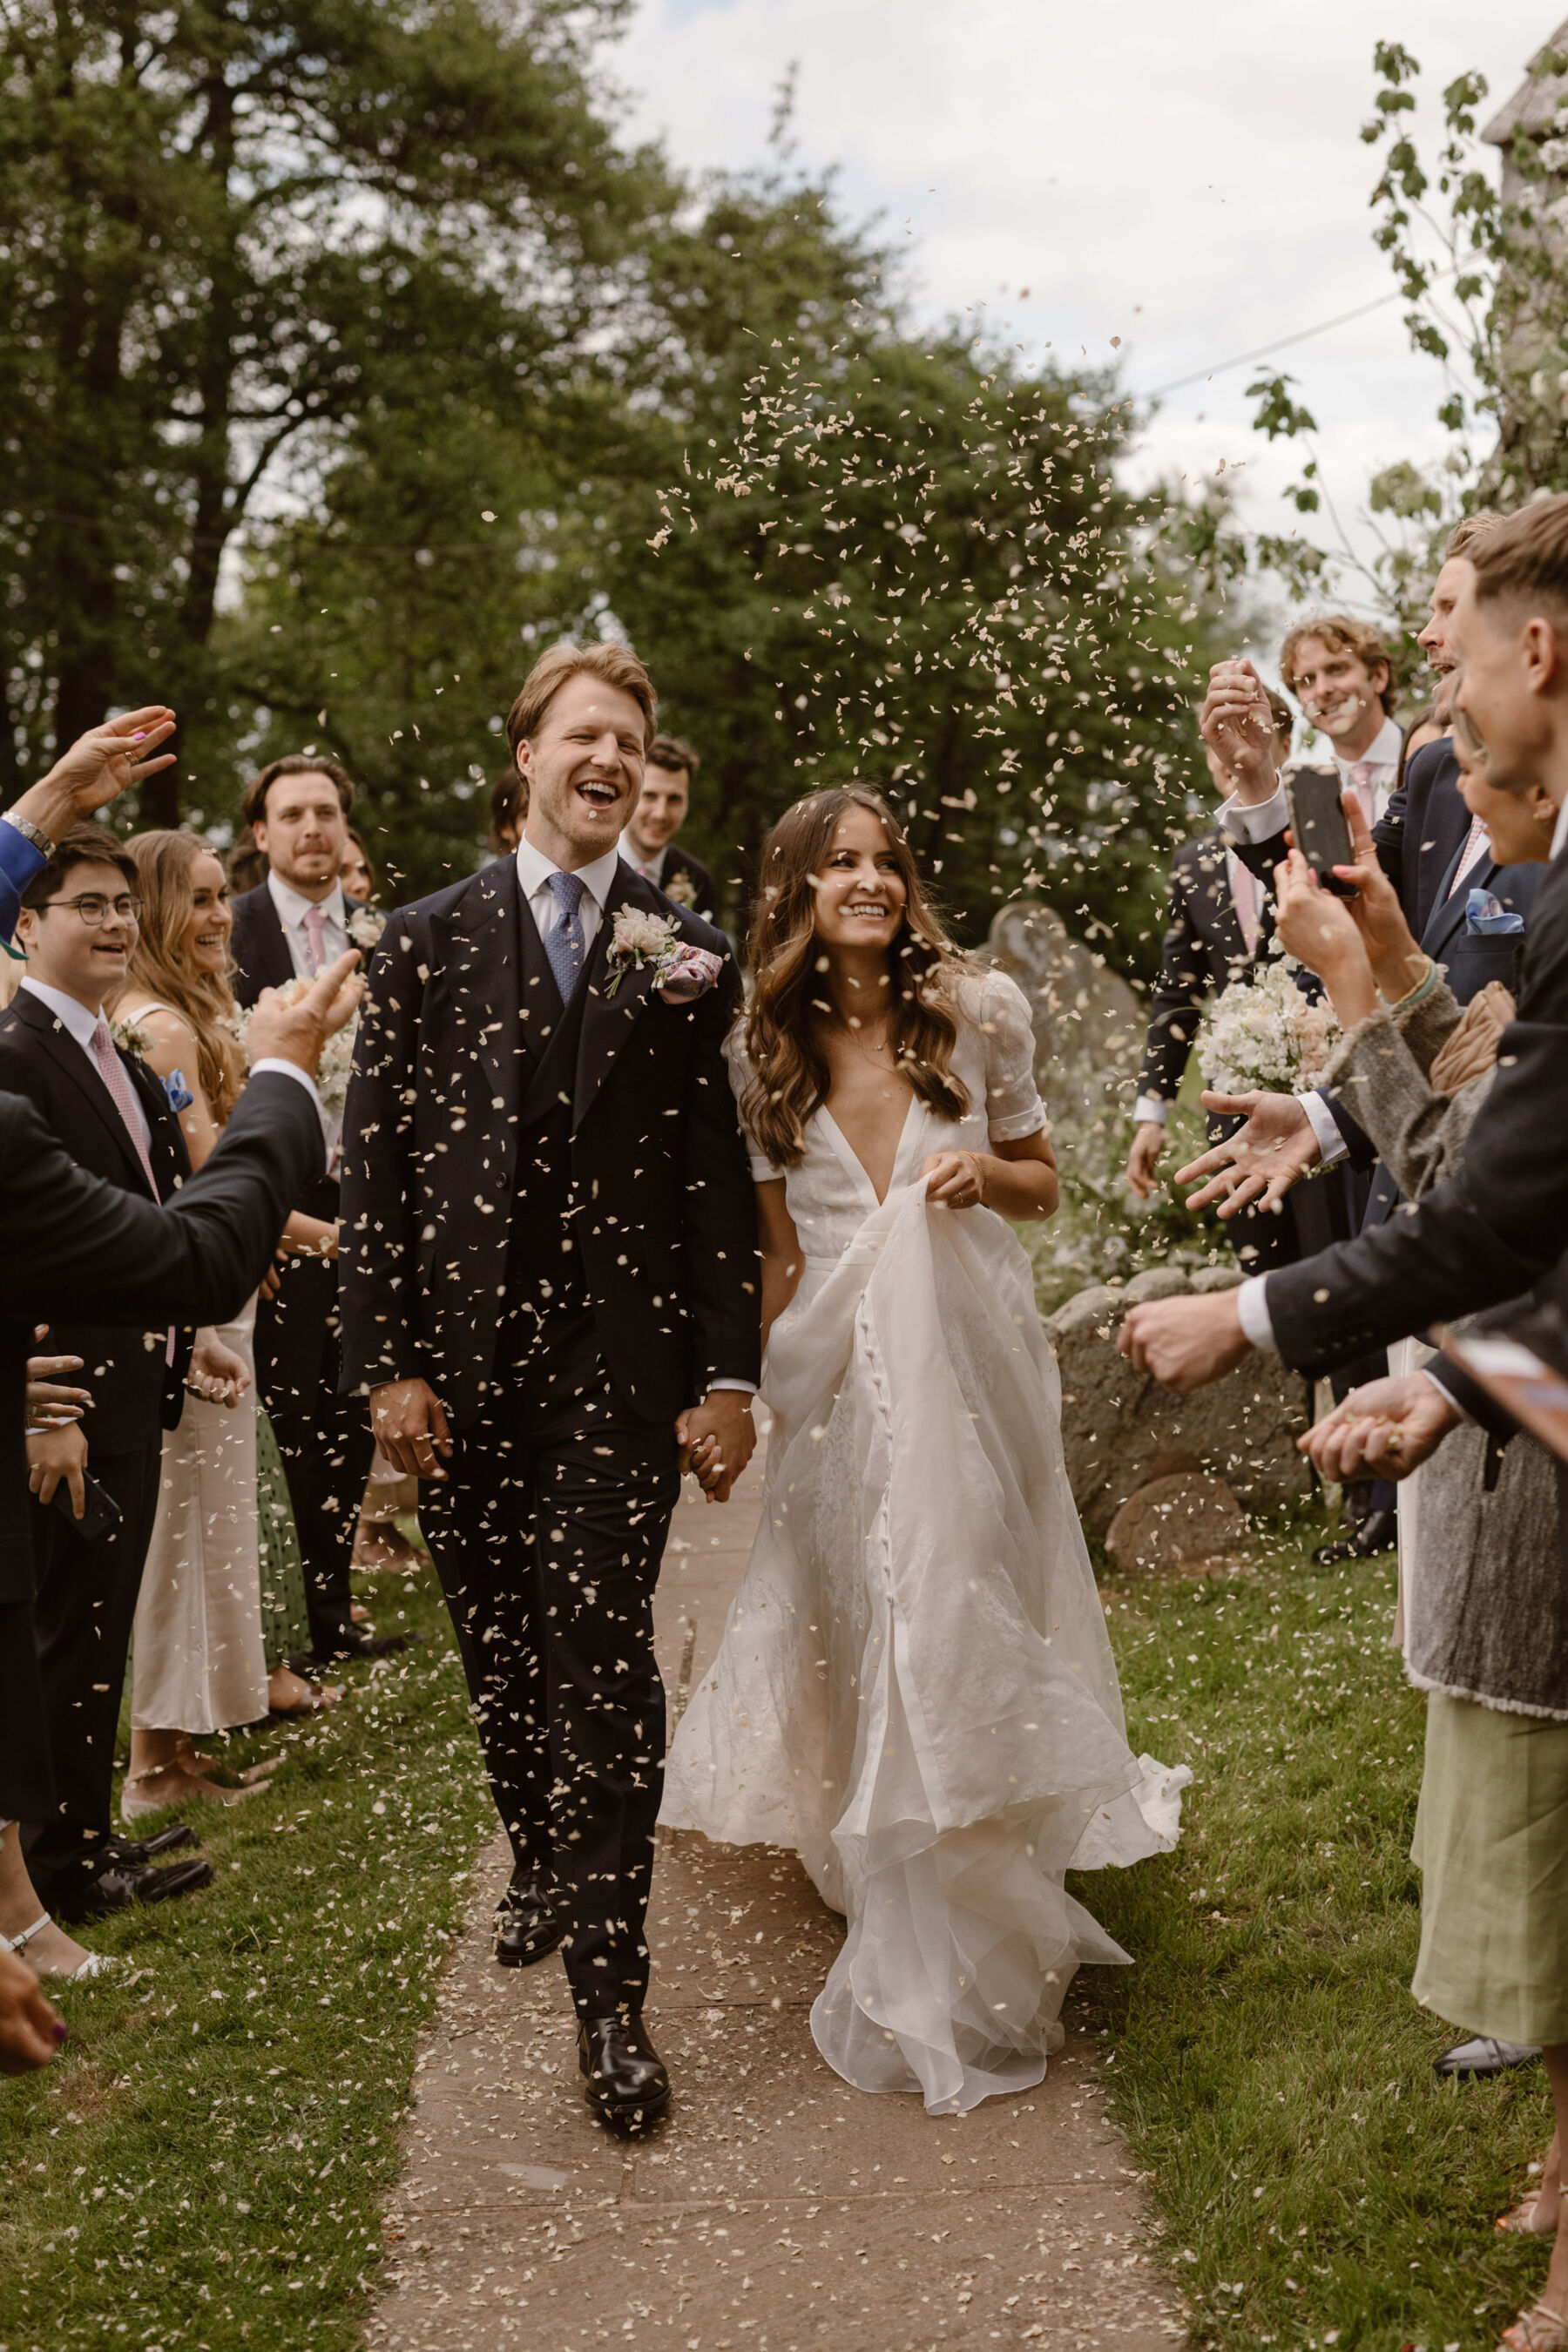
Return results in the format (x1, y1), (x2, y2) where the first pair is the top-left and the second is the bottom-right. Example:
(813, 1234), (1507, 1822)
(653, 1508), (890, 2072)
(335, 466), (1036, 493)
(1224, 848), (1260, 955)
(1348, 762), (1377, 828)
(89, 1019), (159, 1200)
(1448, 814), (1490, 896)
(639, 862), (659, 883)
(301, 904), (328, 977)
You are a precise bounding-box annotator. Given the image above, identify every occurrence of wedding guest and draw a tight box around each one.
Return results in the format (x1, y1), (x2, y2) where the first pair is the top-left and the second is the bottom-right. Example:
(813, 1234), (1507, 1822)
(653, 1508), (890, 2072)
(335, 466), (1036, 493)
(0, 949), (358, 1940)
(0, 708), (179, 943)
(487, 768), (523, 856)
(228, 756), (387, 1665)
(1271, 735), (1568, 2352)
(339, 829), (376, 904)
(0, 826), (221, 1921)
(618, 734), (717, 918)
(1125, 683), (1293, 1224)
(113, 829), (340, 1822)
(226, 828), (267, 896)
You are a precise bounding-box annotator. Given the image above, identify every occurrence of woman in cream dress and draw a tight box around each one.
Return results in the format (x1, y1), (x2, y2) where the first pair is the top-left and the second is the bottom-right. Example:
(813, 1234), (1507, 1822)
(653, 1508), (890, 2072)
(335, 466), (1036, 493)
(662, 789), (1186, 2115)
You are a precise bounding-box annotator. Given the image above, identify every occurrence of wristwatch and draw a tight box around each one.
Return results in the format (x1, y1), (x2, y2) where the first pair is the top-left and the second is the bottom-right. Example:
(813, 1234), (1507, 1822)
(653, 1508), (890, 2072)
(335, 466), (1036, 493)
(3, 813), (55, 855)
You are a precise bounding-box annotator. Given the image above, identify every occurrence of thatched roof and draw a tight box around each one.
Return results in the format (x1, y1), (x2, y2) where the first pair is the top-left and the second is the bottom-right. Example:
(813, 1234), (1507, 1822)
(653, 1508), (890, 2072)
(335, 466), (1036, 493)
(1483, 17), (1568, 145)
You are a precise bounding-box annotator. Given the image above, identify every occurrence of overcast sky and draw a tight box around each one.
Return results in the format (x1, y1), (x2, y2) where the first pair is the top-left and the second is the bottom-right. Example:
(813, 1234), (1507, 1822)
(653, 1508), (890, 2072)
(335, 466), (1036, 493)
(609, 1), (1557, 622)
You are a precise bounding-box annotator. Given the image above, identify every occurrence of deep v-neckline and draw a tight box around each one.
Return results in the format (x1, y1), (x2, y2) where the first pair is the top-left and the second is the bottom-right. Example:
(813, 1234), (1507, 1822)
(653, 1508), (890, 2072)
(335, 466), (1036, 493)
(816, 1095), (919, 1209)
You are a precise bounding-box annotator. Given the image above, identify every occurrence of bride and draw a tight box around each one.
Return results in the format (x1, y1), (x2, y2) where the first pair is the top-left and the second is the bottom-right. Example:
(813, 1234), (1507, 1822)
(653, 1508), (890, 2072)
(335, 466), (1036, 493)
(661, 787), (1187, 2114)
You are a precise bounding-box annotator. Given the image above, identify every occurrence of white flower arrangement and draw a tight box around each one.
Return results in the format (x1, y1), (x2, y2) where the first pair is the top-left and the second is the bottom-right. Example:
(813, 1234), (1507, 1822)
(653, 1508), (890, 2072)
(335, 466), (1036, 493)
(109, 1014), (151, 1060)
(1195, 956), (1339, 1099)
(605, 906), (681, 997)
(348, 905), (387, 951)
(240, 975), (359, 1113)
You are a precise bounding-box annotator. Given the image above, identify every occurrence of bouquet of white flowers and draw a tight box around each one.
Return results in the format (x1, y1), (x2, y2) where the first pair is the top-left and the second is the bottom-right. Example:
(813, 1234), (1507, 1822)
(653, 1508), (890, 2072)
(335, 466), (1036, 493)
(238, 974), (361, 1115)
(1195, 955), (1339, 1098)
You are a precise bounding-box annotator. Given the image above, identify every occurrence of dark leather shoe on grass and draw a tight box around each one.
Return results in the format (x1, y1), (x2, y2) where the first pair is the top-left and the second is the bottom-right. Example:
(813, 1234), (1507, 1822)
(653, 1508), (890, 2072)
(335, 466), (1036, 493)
(1312, 1508), (1396, 1565)
(104, 1826), (198, 1862)
(52, 1856), (214, 1923)
(578, 2015), (670, 2132)
(493, 1869), (563, 1969)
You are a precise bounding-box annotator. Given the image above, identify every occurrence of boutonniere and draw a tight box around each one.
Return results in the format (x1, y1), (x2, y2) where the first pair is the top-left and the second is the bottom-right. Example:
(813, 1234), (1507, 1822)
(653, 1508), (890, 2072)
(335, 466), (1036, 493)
(661, 869), (698, 909)
(604, 907), (723, 1004)
(110, 1015), (151, 1059)
(348, 905), (387, 951)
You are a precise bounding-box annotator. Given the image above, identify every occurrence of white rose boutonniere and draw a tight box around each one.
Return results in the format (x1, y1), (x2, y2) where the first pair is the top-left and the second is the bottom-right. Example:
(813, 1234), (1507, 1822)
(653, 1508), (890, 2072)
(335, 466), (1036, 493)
(604, 907), (723, 1004)
(348, 906), (387, 951)
(661, 869), (697, 909)
(109, 1014), (151, 1060)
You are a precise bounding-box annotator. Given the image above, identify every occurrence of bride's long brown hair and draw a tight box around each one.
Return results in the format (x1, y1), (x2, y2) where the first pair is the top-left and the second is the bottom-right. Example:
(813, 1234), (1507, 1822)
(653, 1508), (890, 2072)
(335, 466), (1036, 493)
(741, 787), (974, 1169)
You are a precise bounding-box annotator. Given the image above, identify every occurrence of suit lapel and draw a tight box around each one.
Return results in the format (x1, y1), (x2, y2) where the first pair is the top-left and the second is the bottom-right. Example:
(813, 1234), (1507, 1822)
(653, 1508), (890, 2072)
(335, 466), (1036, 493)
(10, 992), (154, 1196)
(433, 858), (542, 1133)
(247, 886), (296, 992)
(572, 863), (663, 1133)
(1421, 853), (1491, 965)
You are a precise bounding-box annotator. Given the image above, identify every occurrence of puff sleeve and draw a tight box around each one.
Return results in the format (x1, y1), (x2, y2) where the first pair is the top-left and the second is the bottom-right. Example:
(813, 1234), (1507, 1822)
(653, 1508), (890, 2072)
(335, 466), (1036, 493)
(979, 971), (1048, 1140)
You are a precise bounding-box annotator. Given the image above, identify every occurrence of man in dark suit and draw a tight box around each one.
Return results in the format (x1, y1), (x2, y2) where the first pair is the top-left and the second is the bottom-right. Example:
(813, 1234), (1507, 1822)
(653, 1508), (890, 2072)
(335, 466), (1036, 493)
(617, 733), (719, 921)
(1117, 495), (1568, 1409)
(227, 753), (381, 1664)
(341, 645), (758, 2128)
(0, 956), (352, 1918)
(0, 828), (224, 1916)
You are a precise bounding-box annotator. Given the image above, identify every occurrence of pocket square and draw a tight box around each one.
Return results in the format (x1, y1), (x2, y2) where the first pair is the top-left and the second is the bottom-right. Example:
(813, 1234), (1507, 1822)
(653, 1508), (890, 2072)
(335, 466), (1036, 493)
(163, 1067), (195, 1112)
(1465, 886), (1524, 936)
(657, 943), (723, 1003)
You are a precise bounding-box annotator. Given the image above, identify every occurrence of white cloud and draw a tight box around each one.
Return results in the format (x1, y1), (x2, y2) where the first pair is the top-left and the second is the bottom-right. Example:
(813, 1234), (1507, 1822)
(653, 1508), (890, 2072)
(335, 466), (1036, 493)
(609, 0), (1551, 615)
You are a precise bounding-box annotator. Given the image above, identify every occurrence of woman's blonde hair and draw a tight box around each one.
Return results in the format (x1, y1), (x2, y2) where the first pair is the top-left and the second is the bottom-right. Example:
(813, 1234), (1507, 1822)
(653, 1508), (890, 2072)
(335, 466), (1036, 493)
(120, 831), (247, 1124)
(740, 787), (973, 1169)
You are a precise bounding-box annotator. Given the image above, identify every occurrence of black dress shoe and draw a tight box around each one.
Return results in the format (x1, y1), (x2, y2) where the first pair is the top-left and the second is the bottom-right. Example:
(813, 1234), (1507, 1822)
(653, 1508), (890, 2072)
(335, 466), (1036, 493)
(51, 1855), (214, 1923)
(308, 1624), (411, 1664)
(104, 1826), (198, 1862)
(578, 2015), (670, 2131)
(493, 1869), (563, 1969)
(1434, 2035), (1541, 2080)
(1312, 1508), (1397, 1565)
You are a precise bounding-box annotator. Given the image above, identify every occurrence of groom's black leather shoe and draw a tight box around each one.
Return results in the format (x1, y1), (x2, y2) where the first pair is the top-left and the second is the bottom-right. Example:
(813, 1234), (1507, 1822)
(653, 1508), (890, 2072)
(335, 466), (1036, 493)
(1312, 1509), (1396, 1565)
(493, 1869), (563, 1969)
(578, 2015), (670, 2131)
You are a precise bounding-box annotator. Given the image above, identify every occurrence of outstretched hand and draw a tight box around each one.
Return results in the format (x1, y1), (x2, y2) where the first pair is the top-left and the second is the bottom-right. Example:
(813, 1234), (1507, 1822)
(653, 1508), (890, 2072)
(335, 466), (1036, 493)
(247, 950), (362, 1076)
(1175, 1090), (1319, 1217)
(1118, 1288), (1253, 1392)
(9, 706), (178, 841)
(1298, 1373), (1459, 1484)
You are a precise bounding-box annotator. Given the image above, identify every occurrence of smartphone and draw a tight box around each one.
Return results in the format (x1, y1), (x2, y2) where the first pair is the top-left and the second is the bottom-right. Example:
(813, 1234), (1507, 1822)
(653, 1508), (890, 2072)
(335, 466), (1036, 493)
(1284, 765), (1357, 898)
(51, 1470), (124, 1543)
(1439, 1305), (1568, 1465)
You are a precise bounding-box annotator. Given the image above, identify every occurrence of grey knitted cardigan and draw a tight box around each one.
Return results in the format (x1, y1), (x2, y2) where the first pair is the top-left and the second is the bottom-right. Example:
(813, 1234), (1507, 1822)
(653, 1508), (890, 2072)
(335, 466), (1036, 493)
(1321, 982), (1568, 1719)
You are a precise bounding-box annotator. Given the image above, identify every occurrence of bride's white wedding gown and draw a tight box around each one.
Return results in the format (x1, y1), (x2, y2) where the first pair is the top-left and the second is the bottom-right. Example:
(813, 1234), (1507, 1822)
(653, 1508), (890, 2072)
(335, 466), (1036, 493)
(660, 970), (1189, 2114)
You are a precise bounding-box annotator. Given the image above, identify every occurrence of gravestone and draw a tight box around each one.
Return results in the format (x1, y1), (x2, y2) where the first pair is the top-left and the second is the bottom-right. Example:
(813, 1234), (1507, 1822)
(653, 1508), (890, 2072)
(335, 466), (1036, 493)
(981, 899), (1146, 1136)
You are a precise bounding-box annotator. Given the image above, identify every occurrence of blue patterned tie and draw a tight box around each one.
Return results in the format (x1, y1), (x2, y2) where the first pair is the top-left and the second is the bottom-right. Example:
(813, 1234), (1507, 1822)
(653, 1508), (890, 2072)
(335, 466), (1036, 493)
(544, 869), (588, 1002)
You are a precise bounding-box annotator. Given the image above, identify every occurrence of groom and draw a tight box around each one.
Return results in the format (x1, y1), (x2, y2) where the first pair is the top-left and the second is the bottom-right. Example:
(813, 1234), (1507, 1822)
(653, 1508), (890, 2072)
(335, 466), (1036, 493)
(338, 642), (759, 2126)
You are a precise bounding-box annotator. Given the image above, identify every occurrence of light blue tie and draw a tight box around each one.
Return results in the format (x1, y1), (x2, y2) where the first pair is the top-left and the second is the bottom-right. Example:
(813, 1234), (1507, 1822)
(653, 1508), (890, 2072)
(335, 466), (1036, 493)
(544, 869), (588, 1002)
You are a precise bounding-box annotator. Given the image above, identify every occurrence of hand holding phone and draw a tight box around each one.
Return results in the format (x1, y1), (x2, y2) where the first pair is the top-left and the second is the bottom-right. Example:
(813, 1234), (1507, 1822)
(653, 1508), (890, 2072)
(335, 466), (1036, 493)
(1284, 767), (1357, 899)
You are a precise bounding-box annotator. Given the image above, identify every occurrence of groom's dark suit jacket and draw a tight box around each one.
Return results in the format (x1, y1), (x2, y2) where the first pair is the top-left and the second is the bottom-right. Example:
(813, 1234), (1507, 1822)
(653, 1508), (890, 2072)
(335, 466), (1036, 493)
(337, 854), (760, 1428)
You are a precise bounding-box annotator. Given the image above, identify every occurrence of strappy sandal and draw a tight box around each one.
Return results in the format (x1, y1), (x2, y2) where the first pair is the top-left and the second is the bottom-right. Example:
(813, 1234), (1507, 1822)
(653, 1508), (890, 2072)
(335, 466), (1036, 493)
(1501, 2301), (1568, 2350)
(1497, 2192), (1557, 2235)
(9, 1913), (115, 1983)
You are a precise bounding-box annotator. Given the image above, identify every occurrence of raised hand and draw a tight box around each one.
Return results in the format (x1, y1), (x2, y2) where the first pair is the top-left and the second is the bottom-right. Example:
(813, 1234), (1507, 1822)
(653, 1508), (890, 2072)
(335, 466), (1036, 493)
(1118, 1289), (1253, 1391)
(1298, 1373), (1460, 1484)
(246, 950), (362, 1076)
(1175, 1089), (1319, 1216)
(1199, 659), (1279, 801)
(9, 707), (178, 841)
(1124, 1120), (1166, 1200)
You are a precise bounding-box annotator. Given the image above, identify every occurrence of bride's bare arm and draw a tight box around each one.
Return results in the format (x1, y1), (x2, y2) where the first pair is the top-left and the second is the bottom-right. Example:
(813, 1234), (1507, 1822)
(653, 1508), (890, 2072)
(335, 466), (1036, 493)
(923, 1131), (1058, 1220)
(756, 1179), (803, 1351)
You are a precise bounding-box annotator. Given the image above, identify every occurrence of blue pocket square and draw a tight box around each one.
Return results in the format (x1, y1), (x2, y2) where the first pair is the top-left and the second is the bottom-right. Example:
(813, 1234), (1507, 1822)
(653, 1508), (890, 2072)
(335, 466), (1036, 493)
(163, 1068), (195, 1113)
(1465, 887), (1525, 936)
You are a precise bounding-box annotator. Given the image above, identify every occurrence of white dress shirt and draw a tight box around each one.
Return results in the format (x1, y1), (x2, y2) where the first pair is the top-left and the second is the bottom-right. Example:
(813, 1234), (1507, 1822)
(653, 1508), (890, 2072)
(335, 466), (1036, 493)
(267, 872), (349, 977)
(619, 839), (668, 887)
(514, 835), (754, 1399)
(1238, 789), (1568, 1354)
(22, 977), (152, 1150)
(515, 838), (623, 950)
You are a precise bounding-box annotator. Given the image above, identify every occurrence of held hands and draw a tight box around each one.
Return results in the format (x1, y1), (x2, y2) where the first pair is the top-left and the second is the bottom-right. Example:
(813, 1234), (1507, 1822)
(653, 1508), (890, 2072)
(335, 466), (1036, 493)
(1117, 1289), (1253, 1392)
(1199, 659), (1279, 801)
(922, 1150), (986, 1208)
(27, 1420), (88, 1518)
(1124, 1121), (1166, 1201)
(676, 1390), (757, 1504)
(247, 950), (363, 1077)
(1299, 1373), (1460, 1484)
(1176, 1090), (1320, 1217)
(369, 1378), (452, 1482)
(186, 1330), (250, 1408)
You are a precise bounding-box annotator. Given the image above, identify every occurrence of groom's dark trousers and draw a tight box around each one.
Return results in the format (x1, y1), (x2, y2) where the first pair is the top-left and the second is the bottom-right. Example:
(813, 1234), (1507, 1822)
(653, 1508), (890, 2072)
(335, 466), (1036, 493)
(338, 852), (758, 2025)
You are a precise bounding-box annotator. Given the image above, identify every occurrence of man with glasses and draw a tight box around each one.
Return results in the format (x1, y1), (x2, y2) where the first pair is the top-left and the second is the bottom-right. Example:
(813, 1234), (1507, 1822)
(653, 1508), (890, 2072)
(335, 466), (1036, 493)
(0, 824), (220, 1919)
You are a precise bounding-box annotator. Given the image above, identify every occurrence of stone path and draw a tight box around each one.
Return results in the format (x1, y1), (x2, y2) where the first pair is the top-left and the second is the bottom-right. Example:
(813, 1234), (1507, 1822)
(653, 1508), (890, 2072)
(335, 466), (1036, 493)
(369, 1449), (1183, 2352)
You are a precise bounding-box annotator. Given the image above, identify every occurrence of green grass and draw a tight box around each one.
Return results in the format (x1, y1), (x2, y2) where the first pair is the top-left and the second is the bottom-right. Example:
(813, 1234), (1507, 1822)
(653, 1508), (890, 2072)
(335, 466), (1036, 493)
(0, 1545), (490, 2352)
(1076, 1511), (1557, 2352)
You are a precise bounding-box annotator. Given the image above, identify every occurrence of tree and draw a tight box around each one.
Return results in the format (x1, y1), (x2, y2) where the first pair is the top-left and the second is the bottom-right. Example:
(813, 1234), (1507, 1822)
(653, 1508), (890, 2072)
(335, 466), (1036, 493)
(0, 0), (670, 814)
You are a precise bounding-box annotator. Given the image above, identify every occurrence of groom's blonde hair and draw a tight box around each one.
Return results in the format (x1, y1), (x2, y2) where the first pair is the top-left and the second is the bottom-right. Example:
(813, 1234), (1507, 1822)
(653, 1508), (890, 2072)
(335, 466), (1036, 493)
(504, 640), (658, 760)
